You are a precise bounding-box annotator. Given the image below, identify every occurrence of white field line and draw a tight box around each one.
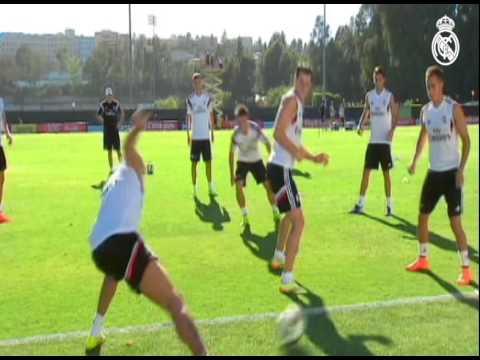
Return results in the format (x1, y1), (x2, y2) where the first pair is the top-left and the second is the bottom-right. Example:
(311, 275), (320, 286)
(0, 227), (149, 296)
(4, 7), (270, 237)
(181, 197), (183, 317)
(0, 291), (477, 348)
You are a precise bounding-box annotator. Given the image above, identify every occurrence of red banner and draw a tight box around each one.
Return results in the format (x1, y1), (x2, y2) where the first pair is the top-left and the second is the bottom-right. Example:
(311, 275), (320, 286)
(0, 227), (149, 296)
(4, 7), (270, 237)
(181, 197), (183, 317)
(37, 122), (88, 133)
(146, 120), (180, 131)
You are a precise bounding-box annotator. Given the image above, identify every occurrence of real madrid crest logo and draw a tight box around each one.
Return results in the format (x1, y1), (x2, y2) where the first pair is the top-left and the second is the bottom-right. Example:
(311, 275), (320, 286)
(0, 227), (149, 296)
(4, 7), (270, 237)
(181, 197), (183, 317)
(431, 15), (460, 66)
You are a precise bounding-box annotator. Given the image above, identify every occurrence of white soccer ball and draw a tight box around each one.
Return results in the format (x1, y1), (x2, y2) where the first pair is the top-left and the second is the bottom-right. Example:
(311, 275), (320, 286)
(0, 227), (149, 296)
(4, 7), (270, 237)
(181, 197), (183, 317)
(277, 304), (305, 346)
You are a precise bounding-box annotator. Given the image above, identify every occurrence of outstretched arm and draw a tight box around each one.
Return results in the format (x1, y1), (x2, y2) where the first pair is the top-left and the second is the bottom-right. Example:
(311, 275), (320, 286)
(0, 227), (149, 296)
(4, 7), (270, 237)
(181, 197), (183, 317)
(408, 110), (428, 175)
(357, 93), (370, 135)
(229, 135), (236, 186)
(124, 110), (150, 177)
(453, 104), (470, 188)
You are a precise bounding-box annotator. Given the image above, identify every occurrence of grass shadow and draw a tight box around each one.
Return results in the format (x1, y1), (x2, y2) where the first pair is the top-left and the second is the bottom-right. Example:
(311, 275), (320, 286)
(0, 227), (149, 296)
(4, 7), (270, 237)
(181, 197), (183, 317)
(241, 225), (280, 275)
(359, 213), (479, 265)
(91, 180), (106, 192)
(422, 271), (479, 311)
(282, 283), (392, 356)
(194, 195), (231, 231)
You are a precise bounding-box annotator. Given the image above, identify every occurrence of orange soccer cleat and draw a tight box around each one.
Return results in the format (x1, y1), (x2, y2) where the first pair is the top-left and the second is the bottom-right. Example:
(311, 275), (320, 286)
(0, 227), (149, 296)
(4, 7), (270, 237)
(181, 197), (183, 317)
(457, 267), (475, 287)
(0, 213), (10, 224)
(406, 257), (431, 272)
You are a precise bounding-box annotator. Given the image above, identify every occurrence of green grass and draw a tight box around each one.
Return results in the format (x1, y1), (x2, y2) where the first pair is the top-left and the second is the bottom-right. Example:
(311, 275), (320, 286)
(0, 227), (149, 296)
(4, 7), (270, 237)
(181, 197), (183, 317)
(0, 126), (478, 355)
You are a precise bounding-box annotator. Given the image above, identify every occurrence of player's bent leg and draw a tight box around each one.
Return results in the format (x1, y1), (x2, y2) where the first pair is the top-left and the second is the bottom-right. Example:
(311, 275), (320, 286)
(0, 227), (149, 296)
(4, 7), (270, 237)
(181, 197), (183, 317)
(383, 170), (394, 216)
(191, 161), (198, 196)
(205, 161), (217, 196)
(449, 216), (474, 286)
(271, 216), (291, 271)
(107, 150), (113, 172)
(0, 171), (10, 223)
(236, 181), (249, 228)
(353, 168), (371, 214)
(406, 213), (431, 272)
(140, 260), (207, 356)
(284, 208), (305, 273)
(263, 182), (280, 222)
(85, 276), (118, 356)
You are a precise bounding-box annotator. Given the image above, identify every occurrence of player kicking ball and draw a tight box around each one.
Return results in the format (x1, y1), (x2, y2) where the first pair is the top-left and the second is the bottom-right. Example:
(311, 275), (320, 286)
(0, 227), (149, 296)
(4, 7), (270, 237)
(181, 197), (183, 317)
(228, 104), (280, 229)
(406, 65), (474, 286)
(352, 66), (399, 216)
(86, 110), (207, 356)
(267, 67), (330, 294)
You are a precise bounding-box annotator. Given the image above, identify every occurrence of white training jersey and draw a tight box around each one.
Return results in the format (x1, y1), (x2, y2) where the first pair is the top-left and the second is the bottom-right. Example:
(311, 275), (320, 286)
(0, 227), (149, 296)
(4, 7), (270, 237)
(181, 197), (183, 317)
(367, 88), (393, 144)
(90, 165), (145, 250)
(0, 97), (4, 147)
(422, 96), (460, 172)
(232, 121), (269, 163)
(187, 92), (214, 140)
(270, 90), (303, 169)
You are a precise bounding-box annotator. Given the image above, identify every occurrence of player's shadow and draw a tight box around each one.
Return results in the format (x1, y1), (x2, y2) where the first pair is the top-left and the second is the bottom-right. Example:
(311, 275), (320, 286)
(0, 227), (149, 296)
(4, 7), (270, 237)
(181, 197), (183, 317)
(361, 213), (479, 265)
(282, 284), (393, 356)
(241, 226), (280, 275)
(91, 180), (106, 192)
(420, 271), (479, 311)
(194, 195), (231, 231)
(292, 169), (312, 179)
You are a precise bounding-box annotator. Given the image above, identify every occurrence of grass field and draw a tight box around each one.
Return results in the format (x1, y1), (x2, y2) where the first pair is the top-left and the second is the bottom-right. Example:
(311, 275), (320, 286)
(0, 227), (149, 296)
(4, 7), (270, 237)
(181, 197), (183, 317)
(0, 126), (478, 356)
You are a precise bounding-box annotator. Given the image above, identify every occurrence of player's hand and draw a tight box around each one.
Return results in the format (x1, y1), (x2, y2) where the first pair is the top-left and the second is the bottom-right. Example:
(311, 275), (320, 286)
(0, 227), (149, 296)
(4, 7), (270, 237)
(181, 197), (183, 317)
(314, 153), (330, 166)
(456, 169), (464, 189)
(408, 162), (416, 175)
(133, 111), (148, 130)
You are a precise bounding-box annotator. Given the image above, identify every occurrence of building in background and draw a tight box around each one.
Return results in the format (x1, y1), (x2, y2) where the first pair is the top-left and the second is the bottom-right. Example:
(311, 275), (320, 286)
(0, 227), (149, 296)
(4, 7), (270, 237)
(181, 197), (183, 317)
(0, 29), (96, 64)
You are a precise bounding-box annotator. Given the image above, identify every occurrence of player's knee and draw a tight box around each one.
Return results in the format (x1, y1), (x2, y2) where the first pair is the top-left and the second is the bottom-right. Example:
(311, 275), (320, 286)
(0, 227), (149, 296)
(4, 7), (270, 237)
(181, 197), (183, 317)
(166, 291), (188, 318)
(290, 210), (305, 229)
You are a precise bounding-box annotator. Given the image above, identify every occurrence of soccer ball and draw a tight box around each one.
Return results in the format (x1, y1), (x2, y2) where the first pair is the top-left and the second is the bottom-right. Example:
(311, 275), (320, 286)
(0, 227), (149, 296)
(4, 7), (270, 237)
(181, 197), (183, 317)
(276, 304), (305, 346)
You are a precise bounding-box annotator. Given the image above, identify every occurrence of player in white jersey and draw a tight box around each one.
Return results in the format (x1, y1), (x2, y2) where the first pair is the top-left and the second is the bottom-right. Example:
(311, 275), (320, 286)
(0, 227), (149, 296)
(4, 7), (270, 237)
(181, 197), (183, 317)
(86, 110), (207, 356)
(228, 104), (279, 228)
(0, 97), (13, 224)
(406, 65), (474, 286)
(353, 66), (399, 216)
(186, 73), (217, 197)
(267, 67), (330, 294)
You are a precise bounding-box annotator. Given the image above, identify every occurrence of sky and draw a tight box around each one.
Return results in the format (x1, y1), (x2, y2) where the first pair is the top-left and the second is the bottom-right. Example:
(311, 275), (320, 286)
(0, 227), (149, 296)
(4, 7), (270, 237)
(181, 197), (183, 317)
(0, 4), (361, 42)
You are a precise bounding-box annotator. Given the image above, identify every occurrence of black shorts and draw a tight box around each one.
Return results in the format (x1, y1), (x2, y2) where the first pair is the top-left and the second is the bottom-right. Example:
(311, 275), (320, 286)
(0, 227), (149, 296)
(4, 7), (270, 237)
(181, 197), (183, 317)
(104, 128), (121, 151)
(364, 143), (393, 171)
(92, 232), (158, 294)
(190, 140), (212, 162)
(235, 160), (267, 187)
(420, 169), (463, 218)
(0, 146), (6, 171)
(266, 163), (302, 214)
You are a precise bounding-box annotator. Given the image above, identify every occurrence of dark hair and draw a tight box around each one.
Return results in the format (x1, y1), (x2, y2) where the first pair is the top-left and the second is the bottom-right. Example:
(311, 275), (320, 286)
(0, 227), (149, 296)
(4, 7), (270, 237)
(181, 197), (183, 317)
(425, 65), (447, 94)
(373, 66), (386, 78)
(295, 66), (313, 80)
(235, 104), (249, 117)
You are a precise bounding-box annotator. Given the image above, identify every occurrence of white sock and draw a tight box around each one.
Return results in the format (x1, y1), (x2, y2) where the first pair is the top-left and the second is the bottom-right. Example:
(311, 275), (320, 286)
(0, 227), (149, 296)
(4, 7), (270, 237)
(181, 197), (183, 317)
(387, 197), (393, 208)
(459, 250), (470, 268)
(91, 313), (105, 337)
(241, 207), (249, 216)
(274, 250), (285, 263)
(282, 271), (295, 285)
(419, 243), (429, 258)
(358, 196), (366, 207)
